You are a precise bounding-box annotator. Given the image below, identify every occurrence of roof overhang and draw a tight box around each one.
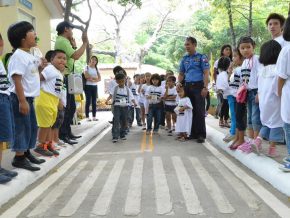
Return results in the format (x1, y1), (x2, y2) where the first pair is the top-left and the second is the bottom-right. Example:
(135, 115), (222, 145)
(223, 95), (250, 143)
(43, 0), (63, 19)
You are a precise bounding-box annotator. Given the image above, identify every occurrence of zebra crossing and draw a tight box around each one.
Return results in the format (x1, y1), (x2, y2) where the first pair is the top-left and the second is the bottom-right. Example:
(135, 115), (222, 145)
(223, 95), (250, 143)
(24, 155), (263, 218)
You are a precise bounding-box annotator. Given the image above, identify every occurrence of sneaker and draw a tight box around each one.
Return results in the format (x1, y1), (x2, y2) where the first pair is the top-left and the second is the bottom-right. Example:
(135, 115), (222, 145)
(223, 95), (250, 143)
(34, 144), (54, 157)
(146, 131), (151, 135)
(267, 146), (278, 158)
(283, 156), (290, 164)
(168, 130), (173, 136)
(237, 141), (252, 154)
(47, 145), (60, 156)
(0, 167), (18, 178)
(87, 118), (92, 121)
(121, 136), (127, 140)
(93, 117), (99, 121)
(58, 140), (66, 146)
(223, 134), (235, 142)
(142, 124), (147, 130)
(0, 174), (11, 184)
(153, 131), (159, 135)
(250, 137), (262, 155)
(137, 123), (142, 127)
(279, 163), (290, 172)
(112, 138), (118, 143)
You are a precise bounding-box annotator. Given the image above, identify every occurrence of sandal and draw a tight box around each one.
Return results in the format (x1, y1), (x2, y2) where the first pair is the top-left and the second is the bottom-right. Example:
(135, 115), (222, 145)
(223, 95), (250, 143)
(219, 120), (225, 127)
(178, 137), (187, 142)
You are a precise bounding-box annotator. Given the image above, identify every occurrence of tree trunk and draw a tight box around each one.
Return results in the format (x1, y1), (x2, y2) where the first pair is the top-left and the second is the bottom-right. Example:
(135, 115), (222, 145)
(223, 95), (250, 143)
(248, 0), (253, 36)
(226, 0), (236, 47)
(288, 2), (290, 15)
(64, 0), (73, 21)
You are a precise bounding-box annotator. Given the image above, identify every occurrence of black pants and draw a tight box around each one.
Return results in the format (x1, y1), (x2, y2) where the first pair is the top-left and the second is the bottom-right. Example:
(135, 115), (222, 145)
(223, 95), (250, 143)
(205, 92), (210, 111)
(59, 76), (76, 138)
(185, 82), (206, 139)
(219, 98), (229, 120)
(236, 102), (247, 131)
(84, 85), (98, 118)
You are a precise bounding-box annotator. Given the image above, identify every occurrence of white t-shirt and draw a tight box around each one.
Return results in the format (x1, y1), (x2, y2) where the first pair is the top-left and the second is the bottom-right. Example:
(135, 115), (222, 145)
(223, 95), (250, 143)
(228, 66), (242, 97)
(0, 60), (10, 95)
(41, 64), (64, 98)
(241, 55), (261, 90)
(277, 45), (290, 123)
(8, 49), (40, 97)
(60, 87), (67, 107)
(216, 71), (230, 99)
(258, 65), (283, 128)
(108, 79), (118, 95)
(139, 83), (150, 104)
(130, 82), (140, 107)
(113, 86), (134, 107)
(175, 97), (193, 136)
(275, 35), (290, 48)
(84, 66), (99, 86)
(214, 59), (219, 69)
(164, 86), (177, 106)
(146, 85), (163, 104)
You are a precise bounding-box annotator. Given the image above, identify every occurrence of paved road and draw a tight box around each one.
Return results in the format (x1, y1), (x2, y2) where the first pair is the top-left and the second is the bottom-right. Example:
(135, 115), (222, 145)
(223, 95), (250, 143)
(1, 125), (289, 218)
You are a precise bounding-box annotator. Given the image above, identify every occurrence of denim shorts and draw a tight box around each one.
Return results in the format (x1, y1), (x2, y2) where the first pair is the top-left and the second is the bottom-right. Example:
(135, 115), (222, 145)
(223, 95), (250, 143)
(0, 94), (14, 143)
(259, 126), (284, 143)
(10, 93), (38, 152)
(247, 89), (262, 131)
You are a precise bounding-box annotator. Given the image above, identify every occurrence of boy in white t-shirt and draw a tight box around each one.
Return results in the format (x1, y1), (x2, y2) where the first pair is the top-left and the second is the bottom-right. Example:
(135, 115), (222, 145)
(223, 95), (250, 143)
(128, 74), (142, 127)
(8, 21), (46, 171)
(34, 50), (66, 157)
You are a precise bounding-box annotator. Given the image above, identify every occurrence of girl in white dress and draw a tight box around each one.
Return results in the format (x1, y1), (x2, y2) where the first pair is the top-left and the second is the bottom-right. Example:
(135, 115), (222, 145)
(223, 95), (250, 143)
(174, 86), (193, 141)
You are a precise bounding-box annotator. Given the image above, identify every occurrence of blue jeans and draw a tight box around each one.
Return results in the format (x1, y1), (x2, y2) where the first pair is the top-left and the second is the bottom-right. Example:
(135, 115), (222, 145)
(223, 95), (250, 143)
(247, 89), (261, 131)
(128, 106), (141, 126)
(227, 95), (236, 135)
(284, 123), (290, 156)
(0, 94), (14, 143)
(10, 94), (37, 152)
(147, 104), (161, 131)
(112, 106), (128, 139)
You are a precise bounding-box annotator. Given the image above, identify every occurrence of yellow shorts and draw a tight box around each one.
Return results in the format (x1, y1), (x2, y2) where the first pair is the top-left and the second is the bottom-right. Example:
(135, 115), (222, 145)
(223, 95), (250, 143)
(35, 90), (59, 128)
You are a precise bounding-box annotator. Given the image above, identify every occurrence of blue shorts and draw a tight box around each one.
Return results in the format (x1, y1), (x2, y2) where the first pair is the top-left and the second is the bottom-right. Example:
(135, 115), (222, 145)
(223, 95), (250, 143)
(259, 126), (284, 143)
(164, 105), (176, 113)
(0, 94), (14, 143)
(11, 94), (38, 152)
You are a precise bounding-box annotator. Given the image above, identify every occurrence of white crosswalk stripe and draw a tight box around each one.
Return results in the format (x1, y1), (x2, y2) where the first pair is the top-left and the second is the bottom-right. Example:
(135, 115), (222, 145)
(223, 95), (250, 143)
(58, 160), (107, 217)
(172, 156), (203, 215)
(153, 156), (173, 215)
(91, 159), (126, 216)
(124, 157), (144, 216)
(27, 161), (88, 217)
(189, 157), (235, 214)
(207, 156), (260, 210)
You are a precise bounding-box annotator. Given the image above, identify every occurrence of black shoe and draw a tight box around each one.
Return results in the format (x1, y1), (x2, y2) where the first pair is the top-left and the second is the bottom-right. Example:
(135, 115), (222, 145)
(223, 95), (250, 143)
(196, 137), (205, 143)
(25, 151), (46, 164)
(61, 136), (77, 145)
(0, 174), (11, 184)
(69, 134), (82, 139)
(12, 156), (40, 171)
(0, 167), (18, 178)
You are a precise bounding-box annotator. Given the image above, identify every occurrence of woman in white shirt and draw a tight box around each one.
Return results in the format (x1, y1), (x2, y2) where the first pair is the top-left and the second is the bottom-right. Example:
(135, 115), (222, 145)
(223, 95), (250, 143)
(84, 56), (101, 121)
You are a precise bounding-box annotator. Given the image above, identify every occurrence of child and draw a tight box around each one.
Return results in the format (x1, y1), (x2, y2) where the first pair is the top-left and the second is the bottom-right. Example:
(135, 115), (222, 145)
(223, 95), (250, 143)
(0, 33), (18, 183)
(174, 85), (193, 141)
(163, 75), (177, 136)
(226, 49), (243, 145)
(7, 21), (45, 171)
(250, 40), (284, 157)
(139, 72), (151, 130)
(234, 37), (262, 153)
(277, 16), (290, 171)
(145, 73), (163, 135)
(111, 73), (136, 143)
(128, 74), (142, 127)
(216, 57), (231, 128)
(34, 49), (66, 156)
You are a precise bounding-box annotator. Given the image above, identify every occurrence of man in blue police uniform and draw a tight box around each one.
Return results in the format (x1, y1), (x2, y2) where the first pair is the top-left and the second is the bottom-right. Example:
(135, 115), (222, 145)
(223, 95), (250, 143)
(178, 37), (210, 143)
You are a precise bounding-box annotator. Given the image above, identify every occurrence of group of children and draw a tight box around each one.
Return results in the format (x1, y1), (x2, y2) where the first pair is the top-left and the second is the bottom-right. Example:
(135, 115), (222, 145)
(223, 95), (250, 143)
(106, 68), (193, 143)
(215, 15), (290, 172)
(0, 21), (69, 184)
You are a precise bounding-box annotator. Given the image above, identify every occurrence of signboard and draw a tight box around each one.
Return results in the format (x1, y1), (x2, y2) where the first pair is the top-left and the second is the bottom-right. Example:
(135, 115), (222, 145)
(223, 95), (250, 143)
(19, 0), (32, 10)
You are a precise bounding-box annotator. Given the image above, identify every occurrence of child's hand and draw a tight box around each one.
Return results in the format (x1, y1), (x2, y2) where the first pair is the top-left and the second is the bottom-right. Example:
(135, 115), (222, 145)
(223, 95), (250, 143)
(19, 100), (30, 115)
(255, 94), (259, 103)
(179, 106), (185, 112)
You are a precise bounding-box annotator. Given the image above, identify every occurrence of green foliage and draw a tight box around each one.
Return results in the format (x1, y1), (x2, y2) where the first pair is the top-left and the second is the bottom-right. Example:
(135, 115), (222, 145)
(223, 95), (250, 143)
(107, 0), (142, 7)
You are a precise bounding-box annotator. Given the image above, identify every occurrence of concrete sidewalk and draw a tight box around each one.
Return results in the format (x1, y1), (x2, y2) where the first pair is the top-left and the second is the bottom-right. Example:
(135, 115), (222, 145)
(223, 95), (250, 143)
(206, 115), (290, 197)
(0, 112), (111, 207)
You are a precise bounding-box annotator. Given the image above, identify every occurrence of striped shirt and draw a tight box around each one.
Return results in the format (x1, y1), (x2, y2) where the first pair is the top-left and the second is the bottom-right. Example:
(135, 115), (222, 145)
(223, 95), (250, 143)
(146, 85), (163, 104)
(0, 60), (10, 95)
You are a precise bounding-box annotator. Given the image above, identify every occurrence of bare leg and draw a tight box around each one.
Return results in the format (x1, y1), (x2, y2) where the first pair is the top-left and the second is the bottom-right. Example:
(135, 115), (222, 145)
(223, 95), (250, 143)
(247, 128), (254, 139)
(165, 112), (171, 130)
(38, 127), (51, 144)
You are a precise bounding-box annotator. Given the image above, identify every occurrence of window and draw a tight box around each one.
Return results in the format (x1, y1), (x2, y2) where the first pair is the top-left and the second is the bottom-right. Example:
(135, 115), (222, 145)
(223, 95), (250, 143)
(18, 9), (35, 29)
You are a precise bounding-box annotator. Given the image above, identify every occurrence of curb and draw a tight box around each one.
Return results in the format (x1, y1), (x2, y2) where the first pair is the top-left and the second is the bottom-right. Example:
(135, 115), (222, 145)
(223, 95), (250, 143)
(0, 121), (110, 207)
(206, 124), (290, 197)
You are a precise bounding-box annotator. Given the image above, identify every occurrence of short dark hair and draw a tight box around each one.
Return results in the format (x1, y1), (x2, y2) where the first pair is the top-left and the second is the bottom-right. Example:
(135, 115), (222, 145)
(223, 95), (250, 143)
(166, 75), (176, 83)
(50, 49), (66, 60)
(0, 33), (2, 40)
(283, 16), (290, 41)
(115, 72), (126, 81)
(220, 44), (233, 60)
(56, 21), (75, 35)
(259, 40), (281, 66)
(186, 36), (197, 45)
(266, 13), (285, 26)
(150, 73), (161, 86)
(45, 50), (55, 62)
(237, 36), (255, 57)
(7, 21), (34, 49)
(113, 65), (126, 76)
(133, 74), (140, 79)
(217, 57), (231, 71)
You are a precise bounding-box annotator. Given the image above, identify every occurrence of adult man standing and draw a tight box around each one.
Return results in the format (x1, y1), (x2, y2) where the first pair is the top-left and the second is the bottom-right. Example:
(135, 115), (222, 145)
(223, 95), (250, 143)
(266, 13), (287, 47)
(55, 21), (88, 145)
(178, 37), (210, 143)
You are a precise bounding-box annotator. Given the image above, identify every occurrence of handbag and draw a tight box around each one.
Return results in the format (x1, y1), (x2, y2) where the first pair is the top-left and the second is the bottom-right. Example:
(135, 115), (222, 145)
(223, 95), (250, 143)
(236, 83), (247, 103)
